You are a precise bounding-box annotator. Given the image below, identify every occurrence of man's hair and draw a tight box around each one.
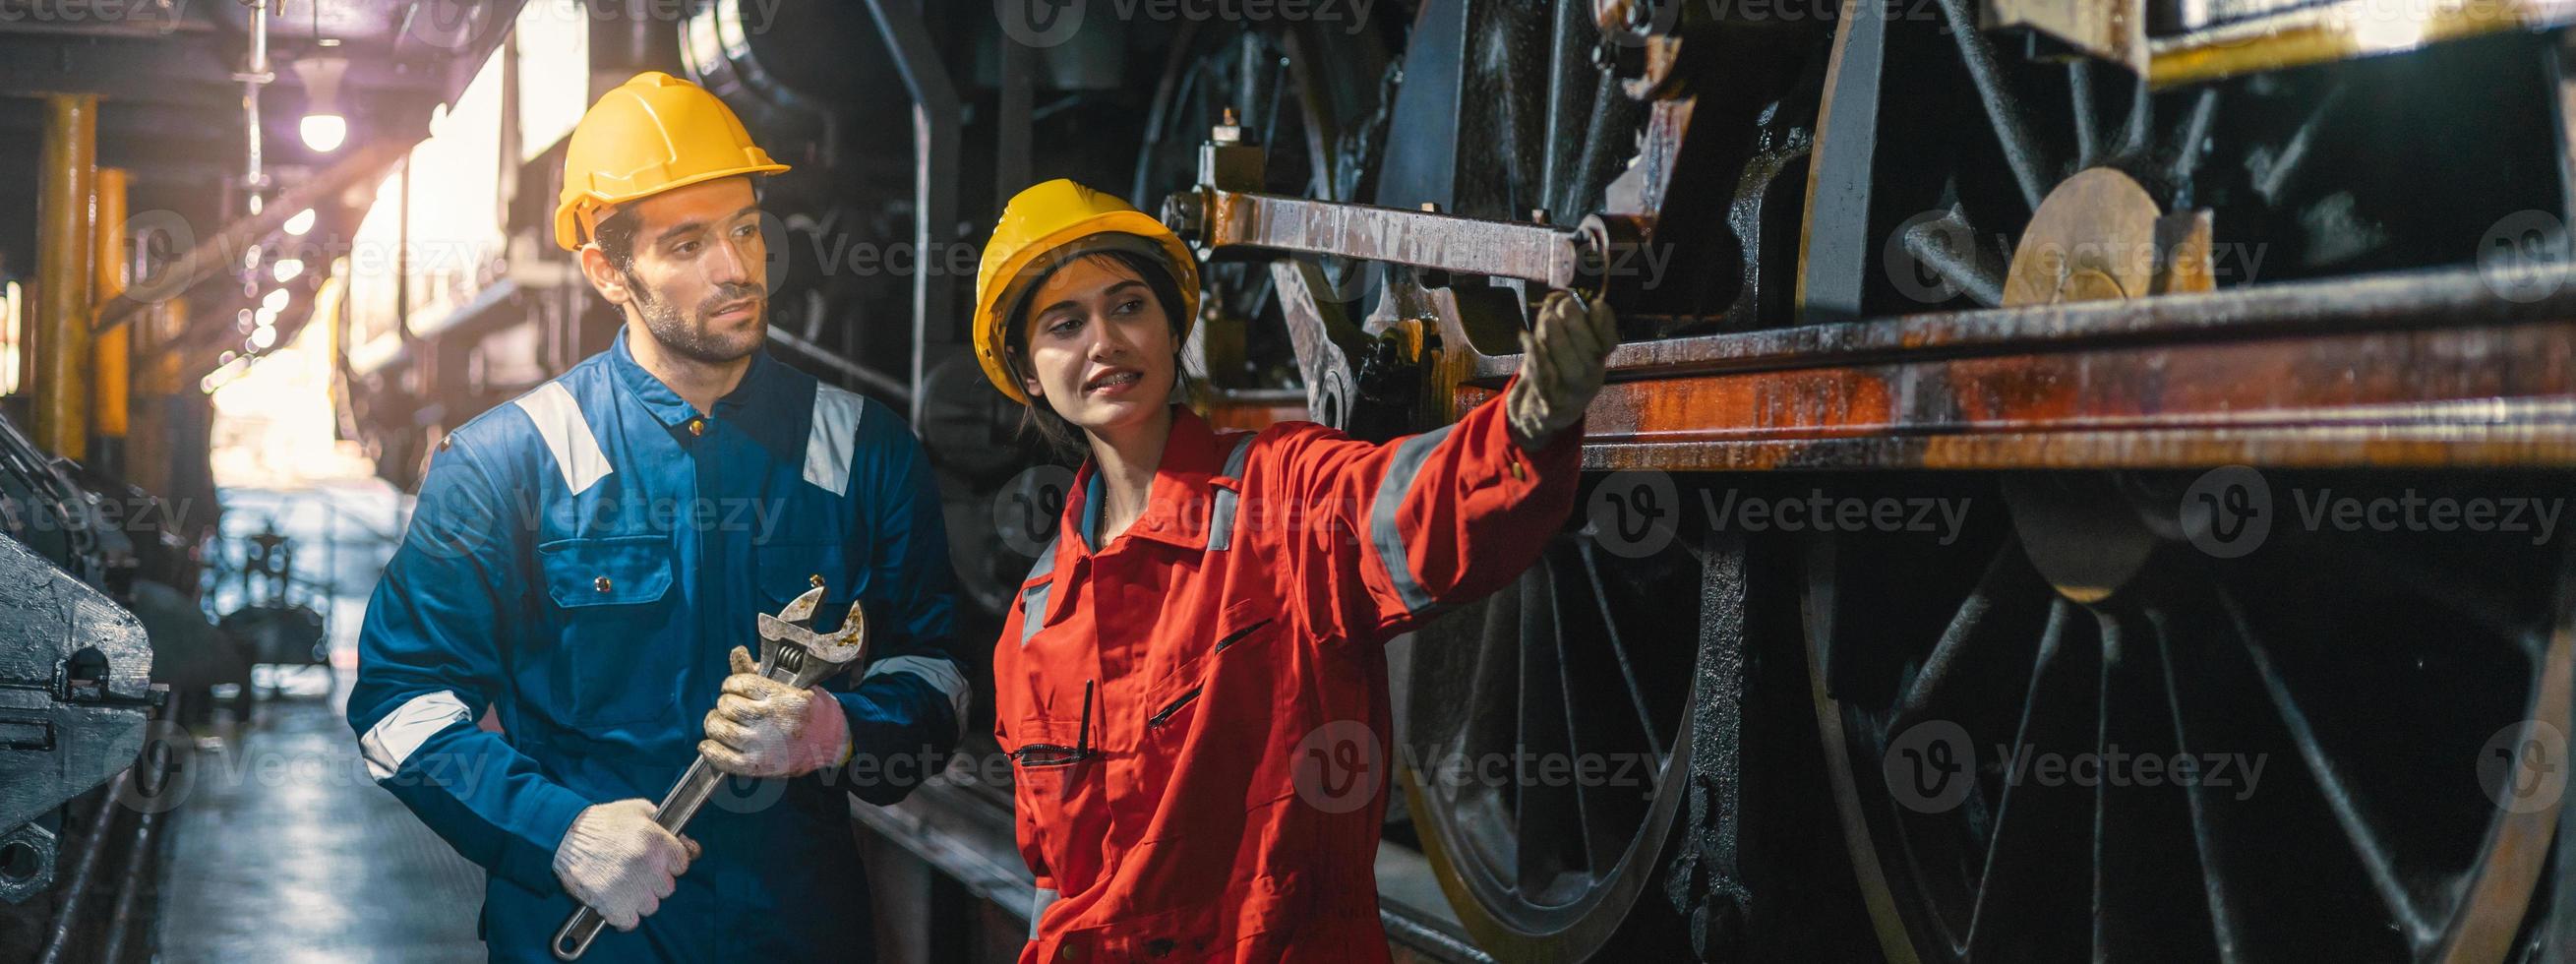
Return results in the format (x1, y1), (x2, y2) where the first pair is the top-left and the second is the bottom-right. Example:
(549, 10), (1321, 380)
(591, 205), (642, 275)
(1001, 247), (1198, 462)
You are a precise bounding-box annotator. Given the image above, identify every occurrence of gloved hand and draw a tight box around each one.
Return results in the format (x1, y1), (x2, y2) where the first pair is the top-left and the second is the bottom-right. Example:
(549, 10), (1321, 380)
(553, 798), (697, 932)
(699, 646), (852, 779)
(1506, 290), (1620, 452)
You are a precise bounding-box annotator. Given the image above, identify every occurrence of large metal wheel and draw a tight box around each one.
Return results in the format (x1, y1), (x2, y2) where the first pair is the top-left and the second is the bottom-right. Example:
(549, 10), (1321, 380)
(1400, 473), (1727, 960)
(1806, 471), (2571, 962)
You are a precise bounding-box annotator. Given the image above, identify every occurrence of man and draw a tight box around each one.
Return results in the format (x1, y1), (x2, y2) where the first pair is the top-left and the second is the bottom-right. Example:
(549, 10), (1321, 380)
(347, 72), (966, 962)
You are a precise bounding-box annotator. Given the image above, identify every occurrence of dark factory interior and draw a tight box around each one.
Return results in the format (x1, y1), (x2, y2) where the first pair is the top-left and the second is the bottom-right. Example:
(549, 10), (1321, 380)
(4, 0), (2576, 961)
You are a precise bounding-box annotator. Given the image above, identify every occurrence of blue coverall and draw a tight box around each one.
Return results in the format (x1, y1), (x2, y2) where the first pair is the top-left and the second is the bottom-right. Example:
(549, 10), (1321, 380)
(348, 330), (964, 962)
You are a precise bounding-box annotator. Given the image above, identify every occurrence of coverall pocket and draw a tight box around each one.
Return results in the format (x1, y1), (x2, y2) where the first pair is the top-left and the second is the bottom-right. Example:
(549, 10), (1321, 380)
(537, 535), (679, 727)
(1007, 715), (1094, 806)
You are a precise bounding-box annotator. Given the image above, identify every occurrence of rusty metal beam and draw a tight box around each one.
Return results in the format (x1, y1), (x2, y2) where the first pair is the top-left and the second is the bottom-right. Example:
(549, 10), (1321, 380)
(33, 93), (95, 461)
(1461, 263), (2576, 382)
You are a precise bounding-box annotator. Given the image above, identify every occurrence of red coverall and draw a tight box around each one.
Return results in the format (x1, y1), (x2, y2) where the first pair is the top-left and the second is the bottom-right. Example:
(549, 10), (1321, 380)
(993, 387), (1582, 963)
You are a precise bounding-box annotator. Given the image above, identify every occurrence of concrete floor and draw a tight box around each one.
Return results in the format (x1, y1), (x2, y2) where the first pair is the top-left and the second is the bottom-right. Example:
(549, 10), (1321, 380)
(155, 674), (488, 963)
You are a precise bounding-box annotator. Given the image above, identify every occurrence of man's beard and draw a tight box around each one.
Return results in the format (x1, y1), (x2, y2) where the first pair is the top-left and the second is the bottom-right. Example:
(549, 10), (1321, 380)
(632, 276), (766, 365)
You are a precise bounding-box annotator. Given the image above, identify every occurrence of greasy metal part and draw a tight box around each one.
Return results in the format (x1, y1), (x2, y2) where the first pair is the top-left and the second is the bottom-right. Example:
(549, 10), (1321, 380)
(34, 93), (95, 462)
(1268, 258), (1366, 430)
(0, 525), (153, 846)
(34, 773), (119, 959)
(0, 822), (55, 904)
(2146, 0), (2576, 88)
(859, 0), (960, 430)
(553, 584), (868, 961)
(1667, 529), (1753, 961)
(1184, 187), (1595, 289)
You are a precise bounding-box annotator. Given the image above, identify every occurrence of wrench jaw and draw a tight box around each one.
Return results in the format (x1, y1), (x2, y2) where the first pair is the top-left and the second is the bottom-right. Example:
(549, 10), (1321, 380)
(753, 586), (869, 686)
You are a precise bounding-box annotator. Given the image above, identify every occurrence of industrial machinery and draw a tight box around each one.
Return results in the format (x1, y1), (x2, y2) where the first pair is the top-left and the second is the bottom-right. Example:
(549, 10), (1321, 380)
(325, 0), (2576, 960)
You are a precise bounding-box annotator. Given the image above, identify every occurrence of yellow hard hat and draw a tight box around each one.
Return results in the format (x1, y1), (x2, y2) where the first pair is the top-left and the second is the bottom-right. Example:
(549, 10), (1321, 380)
(552, 72), (790, 251)
(974, 179), (1201, 403)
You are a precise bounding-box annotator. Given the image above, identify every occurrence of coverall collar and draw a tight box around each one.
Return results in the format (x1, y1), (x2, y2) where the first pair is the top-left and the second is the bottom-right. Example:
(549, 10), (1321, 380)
(1041, 406), (1228, 628)
(607, 324), (781, 427)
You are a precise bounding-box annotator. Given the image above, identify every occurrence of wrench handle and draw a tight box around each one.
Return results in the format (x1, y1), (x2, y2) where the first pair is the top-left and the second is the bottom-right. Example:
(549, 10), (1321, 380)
(551, 655), (834, 960)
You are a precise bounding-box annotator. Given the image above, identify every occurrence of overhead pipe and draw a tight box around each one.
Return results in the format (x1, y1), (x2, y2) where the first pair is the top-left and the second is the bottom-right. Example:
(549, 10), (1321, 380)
(33, 93), (96, 461)
(861, 0), (960, 428)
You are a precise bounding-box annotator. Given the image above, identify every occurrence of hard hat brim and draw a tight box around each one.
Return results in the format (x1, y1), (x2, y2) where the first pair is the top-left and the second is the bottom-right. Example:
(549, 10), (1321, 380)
(551, 161), (791, 251)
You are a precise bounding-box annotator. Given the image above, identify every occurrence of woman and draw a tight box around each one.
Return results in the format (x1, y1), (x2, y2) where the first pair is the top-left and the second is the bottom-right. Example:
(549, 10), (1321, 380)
(974, 179), (1618, 963)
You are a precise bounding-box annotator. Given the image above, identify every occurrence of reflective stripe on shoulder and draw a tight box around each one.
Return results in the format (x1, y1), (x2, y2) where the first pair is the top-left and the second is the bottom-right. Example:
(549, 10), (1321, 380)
(1367, 424), (1456, 615)
(513, 381), (613, 494)
(863, 654), (972, 734)
(1208, 432), (1257, 552)
(1020, 535), (1058, 644)
(358, 691), (473, 781)
(804, 384), (868, 496)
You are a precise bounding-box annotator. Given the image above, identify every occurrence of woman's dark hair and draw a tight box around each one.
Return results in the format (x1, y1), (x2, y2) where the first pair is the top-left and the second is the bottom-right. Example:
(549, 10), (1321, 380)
(999, 245), (1198, 462)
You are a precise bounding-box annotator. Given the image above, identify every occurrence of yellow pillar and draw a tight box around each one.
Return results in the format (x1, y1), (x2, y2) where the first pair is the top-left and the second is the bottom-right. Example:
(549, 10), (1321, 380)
(33, 93), (95, 461)
(93, 167), (130, 467)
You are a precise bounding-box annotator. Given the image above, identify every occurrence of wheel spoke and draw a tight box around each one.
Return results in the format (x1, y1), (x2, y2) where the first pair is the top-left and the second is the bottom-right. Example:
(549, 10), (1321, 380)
(1515, 554), (1579, 895)
(1902, 208), (2007, 308)
(1963, 597), (2077, 952)
(1580, 540), (1667, 762)
(1933, 0), (2057, 211)
(2169, 89), (2221, 207)
(2147, 606), (2254, 964)
(2217, 585), (2436, 948)
(2121, 74), (2153, 158)
(2068, 60), (2101, 169)
(1892, 536), (2039, 730)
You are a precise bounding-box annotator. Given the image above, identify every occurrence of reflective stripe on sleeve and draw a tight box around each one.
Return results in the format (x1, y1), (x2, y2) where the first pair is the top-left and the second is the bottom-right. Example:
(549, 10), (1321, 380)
(358, 691), (474, 781)
(1366, 424), (1456, 615)
(863, 654), (972, 733)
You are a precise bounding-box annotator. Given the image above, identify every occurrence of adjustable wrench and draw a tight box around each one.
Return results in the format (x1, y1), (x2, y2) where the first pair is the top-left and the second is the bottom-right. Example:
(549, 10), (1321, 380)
(551, 582), (867, 960)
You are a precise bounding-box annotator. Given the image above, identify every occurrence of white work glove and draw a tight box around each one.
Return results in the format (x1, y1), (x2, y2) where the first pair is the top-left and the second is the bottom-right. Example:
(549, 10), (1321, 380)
(553, 798), (698, 932)
(699, 646), (852, 779)
(1506, 290), (1620, 452)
